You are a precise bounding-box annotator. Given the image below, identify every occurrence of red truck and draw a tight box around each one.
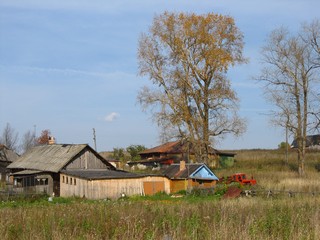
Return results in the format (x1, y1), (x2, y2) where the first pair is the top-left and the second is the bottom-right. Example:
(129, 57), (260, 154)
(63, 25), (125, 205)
(220, 173), (257, 186)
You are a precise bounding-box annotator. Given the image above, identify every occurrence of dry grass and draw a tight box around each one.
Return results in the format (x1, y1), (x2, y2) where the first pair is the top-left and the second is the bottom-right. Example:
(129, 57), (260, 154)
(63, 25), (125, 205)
(0, 149), (319, 239)
(216, 149), (320, 192)
(0, 196), (319, 240)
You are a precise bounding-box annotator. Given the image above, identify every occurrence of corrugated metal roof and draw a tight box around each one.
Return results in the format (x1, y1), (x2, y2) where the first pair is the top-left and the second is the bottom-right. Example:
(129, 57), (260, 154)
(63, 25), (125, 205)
(7, 144), (89, 173)
(61, 169), (142, 180)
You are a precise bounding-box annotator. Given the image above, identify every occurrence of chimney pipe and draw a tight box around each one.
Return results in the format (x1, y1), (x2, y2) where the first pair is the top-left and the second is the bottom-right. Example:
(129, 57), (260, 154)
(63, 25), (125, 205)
(48, 136), (55, 145)
(179, 160), (186, 171)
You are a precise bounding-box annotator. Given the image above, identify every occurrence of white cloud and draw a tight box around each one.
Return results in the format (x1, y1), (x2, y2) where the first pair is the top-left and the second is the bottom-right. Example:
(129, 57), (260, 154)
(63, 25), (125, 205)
(104, 112), (120, 122)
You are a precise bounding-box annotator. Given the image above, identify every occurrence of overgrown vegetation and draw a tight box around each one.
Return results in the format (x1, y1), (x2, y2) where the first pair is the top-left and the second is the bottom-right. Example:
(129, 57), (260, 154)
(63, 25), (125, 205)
(0, 149), (319, 239)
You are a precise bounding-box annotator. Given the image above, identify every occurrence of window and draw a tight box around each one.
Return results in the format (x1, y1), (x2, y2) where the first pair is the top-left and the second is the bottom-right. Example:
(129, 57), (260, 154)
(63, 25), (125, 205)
(66, 177), (68, 184)
(62, 176), (65, 183)
(74, 178), (76, 185)
(70, 178), (72, 185)
(36, 178), (48, 185)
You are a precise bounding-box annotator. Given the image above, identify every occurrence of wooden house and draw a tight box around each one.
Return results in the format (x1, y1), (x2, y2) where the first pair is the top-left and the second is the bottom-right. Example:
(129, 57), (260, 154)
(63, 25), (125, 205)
(131, 140), (235, 168)
(291, 134), (320, 149)
(163, 161), (219, 193)
(7, 144), (116, 196)
(0, 144), (19, 182)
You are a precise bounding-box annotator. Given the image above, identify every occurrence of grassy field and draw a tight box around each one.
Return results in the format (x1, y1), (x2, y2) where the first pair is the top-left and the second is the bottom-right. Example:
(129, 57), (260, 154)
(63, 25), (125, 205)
(0, 149), (319, 240)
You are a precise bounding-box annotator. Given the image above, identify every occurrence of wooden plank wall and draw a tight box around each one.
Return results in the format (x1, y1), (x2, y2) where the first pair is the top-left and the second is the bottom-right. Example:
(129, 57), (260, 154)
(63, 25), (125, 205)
(65, 150), (108, 170)
(60, 174), (171, 199)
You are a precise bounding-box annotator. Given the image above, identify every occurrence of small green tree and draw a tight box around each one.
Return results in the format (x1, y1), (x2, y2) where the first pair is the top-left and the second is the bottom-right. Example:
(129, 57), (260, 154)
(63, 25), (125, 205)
(126, 145), (146, 161)
(112, 148), (125, 161)
(278, 142), (290, 150)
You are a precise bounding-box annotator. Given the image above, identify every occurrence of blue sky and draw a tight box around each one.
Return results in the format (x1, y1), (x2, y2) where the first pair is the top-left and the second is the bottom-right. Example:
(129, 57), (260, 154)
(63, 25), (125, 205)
(1, 0), (319, 151)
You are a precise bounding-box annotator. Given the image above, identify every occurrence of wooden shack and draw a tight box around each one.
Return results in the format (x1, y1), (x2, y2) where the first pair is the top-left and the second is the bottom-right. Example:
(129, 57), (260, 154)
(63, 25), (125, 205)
(60, 170), (170, 199)
(163, 161), (219, 193)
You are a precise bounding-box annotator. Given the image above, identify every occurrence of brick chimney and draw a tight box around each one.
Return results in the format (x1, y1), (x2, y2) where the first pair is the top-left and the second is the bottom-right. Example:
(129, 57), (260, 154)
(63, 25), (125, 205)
(179, 160), (186, 171)
(48, 136), (55, 145)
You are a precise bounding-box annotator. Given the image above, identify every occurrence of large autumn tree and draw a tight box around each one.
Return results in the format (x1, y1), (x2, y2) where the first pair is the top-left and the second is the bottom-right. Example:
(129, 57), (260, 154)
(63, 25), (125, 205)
(137, 12), (247, 164)
(257, 20), (320, 176)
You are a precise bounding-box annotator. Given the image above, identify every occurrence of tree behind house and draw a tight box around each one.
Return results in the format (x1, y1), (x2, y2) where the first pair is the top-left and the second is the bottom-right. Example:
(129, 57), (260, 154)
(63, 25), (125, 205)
(20, 130), (37, 153)
(126, 145), (146, 161)
(0, 123), (19, 152)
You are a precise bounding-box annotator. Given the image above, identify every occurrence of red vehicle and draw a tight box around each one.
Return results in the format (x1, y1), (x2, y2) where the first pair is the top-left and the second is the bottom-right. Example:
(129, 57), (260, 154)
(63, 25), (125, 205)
(220, 173), (257, 186)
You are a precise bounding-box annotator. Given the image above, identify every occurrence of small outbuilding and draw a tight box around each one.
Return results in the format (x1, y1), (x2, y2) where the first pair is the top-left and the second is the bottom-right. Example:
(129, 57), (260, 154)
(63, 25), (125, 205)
(60, 170), (171, 199)
(163, 161), (219, 193)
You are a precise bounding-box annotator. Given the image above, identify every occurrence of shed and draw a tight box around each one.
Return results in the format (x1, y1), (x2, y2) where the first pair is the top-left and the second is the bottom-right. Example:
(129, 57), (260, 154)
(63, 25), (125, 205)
(218, 151), (236, 168)
(163, 161), (219, 193)
(60, 170), (171, 199)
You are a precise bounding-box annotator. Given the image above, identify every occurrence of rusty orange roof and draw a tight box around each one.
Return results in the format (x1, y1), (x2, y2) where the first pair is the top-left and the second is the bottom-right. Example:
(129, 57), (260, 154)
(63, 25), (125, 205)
(139, 141), (184, 155)
(139, 140), (235, 156)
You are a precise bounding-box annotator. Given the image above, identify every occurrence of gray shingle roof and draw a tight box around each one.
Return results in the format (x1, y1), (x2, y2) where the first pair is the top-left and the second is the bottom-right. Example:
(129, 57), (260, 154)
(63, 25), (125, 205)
(7, 144), (98, 173)
(61, 169), (142, 180)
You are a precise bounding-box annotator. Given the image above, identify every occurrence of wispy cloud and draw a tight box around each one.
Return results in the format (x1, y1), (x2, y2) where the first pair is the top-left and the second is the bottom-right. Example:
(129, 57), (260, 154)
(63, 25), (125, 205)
(0, 65), (134, 79)
(104, 112), (120, 122)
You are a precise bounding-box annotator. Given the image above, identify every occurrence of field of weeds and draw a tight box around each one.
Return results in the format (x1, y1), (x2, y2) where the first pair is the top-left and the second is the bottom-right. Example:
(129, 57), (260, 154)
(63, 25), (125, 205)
(216, 149), (320, 193)
(0, 149), (319, 240)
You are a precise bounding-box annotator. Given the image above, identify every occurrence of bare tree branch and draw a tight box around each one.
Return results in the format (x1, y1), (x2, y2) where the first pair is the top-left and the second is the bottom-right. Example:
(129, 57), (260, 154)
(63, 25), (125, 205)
(256, 21), (320, 176)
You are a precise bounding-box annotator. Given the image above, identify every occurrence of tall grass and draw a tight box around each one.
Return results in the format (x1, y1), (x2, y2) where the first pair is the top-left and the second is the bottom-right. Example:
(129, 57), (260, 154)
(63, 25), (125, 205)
(0, 196), (319, 240)
(216, 149), (320, 192)
(0, 149), (319, 239)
